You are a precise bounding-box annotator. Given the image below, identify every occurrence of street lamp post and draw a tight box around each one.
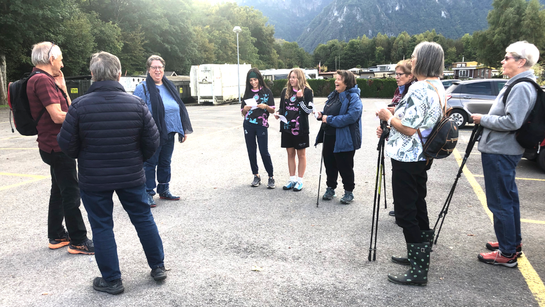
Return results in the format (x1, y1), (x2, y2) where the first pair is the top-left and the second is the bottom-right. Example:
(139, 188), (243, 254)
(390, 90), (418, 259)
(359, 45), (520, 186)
(233, 26), (242, 104)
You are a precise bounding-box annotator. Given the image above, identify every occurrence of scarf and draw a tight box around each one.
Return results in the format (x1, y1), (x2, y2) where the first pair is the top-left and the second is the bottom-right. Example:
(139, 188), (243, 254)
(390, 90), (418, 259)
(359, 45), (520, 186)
(145, 73), (193, 145)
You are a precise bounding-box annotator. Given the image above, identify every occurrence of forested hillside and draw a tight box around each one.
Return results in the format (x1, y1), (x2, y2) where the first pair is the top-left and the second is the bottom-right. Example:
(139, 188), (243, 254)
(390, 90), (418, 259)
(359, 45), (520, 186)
(236, 0), (331, 42)
(297, 0), (495, 52)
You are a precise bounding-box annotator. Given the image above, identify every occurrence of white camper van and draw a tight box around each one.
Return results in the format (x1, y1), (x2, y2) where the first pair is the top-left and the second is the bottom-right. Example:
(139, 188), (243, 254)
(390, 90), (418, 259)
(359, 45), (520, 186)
(190, 64), (252, 104)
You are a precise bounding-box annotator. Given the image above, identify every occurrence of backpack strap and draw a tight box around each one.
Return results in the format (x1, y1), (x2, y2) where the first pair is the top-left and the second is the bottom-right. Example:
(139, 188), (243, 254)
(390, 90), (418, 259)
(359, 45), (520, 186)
(28, 71), (48, 124)
(417, 81), (446, 164)
(417, 81), (446, 140)
(502, 77), (540, 132)
(502, 77), (540, 105)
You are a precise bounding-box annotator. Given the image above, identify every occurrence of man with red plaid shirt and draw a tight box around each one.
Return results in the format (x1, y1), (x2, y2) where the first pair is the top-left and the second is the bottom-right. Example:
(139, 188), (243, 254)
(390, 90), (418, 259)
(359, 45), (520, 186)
(27, 41), (93, 255)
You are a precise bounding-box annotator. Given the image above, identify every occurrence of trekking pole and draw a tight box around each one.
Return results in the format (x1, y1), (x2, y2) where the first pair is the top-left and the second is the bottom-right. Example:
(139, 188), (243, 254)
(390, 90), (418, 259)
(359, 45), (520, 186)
(433, 124), (483, 244)
(369, 121), (389, 261)
(316, 130), (326, 208)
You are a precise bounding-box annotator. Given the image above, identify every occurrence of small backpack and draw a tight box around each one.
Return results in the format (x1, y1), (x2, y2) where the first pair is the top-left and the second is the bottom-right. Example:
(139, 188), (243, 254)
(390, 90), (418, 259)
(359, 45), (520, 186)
(7, 71), (46, 136)
(502, 78), (545, 149)
(417, 81), (459, 160)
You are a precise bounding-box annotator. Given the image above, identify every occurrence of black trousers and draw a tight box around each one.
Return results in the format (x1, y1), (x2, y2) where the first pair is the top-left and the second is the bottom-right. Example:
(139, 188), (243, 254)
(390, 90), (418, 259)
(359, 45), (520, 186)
(243, 122), (273, 177)
(391, 159), (432, 243)
(40, 150), (88, 244)
(322, 133), (355, 191)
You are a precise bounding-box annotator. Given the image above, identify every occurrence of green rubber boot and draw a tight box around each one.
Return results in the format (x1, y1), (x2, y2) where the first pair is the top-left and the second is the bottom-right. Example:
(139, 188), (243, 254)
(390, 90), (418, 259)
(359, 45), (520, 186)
(391, 230), (435, 265)
(388, 242), (431, 286)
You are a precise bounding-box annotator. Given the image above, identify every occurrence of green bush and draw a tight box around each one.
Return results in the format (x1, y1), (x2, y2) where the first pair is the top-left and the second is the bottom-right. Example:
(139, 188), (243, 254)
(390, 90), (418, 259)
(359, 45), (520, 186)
(271, 78), (396, 98)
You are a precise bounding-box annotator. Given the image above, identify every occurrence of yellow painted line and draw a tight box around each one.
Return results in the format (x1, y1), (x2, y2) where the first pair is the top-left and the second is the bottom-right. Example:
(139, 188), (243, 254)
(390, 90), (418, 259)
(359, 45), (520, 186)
(473, 174), (545, 182)
(453, 148), (545, 306)
(0, 173), (48, 192)
(521, 219), (545, 225)
(0, 172), (47, 179)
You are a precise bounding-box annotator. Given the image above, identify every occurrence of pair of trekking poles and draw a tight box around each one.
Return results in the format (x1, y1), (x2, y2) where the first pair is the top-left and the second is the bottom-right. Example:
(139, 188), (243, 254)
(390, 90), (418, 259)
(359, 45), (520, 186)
(316, 122), (483, 260)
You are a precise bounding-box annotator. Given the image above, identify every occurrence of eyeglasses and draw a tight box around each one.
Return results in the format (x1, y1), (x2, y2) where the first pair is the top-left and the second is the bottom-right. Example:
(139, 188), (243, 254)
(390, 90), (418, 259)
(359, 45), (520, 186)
(504, 55), (520, 62)
(48, 42), (56, 59)
(150, 66), (164, 71)
(395, 73), (408, 77)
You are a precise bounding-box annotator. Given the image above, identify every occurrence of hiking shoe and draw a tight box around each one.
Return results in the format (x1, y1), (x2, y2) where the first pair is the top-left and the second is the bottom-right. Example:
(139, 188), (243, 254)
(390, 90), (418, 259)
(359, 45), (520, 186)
(293, 182), (303, 192)
(68, 238), (95, 255)
(478, 250), (518, 268)
(251, 175), (261, 187)
(486, 242), (522, 252)
(267, 177), (275, 189)
(148, 193), (156, 208)
(283, 181), (296, 190)
(322, 187), (335, 200)
(49, 232), (70, 249)
(159, 190), (180, 200)
(150, 266), (167, 281)
(389, 210), (395, 217)
(93, 277), (124, 295)
(340, 191), (354, 204)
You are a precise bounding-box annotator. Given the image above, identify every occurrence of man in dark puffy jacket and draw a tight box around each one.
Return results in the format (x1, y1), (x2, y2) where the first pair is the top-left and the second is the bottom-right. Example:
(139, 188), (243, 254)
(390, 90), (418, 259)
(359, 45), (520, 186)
(58, 51), (165, 295)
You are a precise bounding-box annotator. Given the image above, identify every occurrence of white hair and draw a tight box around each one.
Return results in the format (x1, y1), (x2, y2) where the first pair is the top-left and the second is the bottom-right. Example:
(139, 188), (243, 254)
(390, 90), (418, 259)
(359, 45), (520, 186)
(506, 41), (540, 67)
(31, 42), (62, 66)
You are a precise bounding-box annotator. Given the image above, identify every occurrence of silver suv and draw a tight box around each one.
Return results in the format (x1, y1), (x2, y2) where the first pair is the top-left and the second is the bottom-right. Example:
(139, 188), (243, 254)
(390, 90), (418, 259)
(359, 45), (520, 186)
(446, 79), (507, 127)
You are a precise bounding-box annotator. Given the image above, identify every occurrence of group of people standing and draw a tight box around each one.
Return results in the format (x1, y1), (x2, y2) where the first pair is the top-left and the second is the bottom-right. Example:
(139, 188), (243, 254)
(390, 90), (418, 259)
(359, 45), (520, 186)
(241, 68), (363, 204)
(376, 40), (539, 286)
(24, 37), (539, 293)
(28, 41), (191, 295)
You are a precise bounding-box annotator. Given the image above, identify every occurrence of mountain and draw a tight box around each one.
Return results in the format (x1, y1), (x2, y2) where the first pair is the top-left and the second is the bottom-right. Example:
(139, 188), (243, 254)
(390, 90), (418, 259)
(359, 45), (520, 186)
(236, 0), (332, 42)
(297, 0), (499, 52)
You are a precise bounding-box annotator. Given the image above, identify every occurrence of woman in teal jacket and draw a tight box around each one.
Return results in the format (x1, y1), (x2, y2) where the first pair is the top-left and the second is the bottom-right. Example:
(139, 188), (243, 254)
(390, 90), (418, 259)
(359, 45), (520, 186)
(316, 70), (362, 204)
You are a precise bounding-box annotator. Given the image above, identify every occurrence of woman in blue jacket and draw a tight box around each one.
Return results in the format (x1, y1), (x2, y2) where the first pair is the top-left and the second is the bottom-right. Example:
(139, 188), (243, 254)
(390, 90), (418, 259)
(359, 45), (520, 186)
(316, 70), (362, 204)
(133, 55), (193, 207)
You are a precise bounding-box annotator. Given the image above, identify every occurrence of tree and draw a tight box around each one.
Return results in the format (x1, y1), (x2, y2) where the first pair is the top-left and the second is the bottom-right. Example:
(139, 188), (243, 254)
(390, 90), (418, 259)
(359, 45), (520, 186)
(60, 13), (96, 76)
(0, 0), (80, 103)
(342, 39), (365, 69)
(473, 0), (545, 68)
(391, 32), (411, 63)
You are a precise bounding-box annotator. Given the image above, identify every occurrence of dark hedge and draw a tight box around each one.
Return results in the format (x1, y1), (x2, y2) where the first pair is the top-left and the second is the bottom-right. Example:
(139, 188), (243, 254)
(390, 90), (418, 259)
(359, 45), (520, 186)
(271, 78), (397, 98)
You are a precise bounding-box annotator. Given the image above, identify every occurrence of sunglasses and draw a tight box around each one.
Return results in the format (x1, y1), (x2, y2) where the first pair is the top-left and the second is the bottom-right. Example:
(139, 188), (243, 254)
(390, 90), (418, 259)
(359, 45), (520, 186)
(504, 55), (520, 61)
(48, 42), (56, 59)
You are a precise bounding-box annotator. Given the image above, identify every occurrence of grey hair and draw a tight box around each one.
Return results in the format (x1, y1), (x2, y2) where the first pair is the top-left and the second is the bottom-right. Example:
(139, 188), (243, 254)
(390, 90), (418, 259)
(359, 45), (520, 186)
(31, 42), (62, 66)
(89, 52), (122, 82)
(506, 41), (540, 68)
(146, 55), (165, 70)
(412, 42), (444, 78)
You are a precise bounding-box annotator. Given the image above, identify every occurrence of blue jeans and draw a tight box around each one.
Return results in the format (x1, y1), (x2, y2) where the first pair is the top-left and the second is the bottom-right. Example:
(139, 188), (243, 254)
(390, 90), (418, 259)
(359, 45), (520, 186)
(481, 153), (522, 255)
(145, 133), (175, 195)
(243, 122), (273, 177)
(80, 184), (164, 282)
(40, 150), (88, 244)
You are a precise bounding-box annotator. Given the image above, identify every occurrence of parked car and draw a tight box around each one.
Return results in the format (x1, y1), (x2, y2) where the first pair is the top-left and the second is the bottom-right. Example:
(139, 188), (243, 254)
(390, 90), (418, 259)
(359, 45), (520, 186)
(523, 138), (545, 172)
(446, 79), (507, 127)
(441, 79), (461, 90)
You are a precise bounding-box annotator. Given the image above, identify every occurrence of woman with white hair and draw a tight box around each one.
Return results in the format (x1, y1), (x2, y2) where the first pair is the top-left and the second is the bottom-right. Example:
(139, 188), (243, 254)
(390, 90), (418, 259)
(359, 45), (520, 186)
(471, 41), (540, 268)
(377, 41), (445, 286)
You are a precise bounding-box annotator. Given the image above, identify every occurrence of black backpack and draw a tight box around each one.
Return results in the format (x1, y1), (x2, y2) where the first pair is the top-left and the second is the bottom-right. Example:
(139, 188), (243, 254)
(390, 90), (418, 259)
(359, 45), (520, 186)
(8, 71), (46, 136)
(417, 81), (459, 160)
(502, 78), (545, 149)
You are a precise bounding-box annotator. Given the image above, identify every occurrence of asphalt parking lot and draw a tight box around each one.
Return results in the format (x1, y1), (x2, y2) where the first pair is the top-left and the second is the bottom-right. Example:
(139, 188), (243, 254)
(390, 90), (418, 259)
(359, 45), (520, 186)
(0, 97), (544, 307)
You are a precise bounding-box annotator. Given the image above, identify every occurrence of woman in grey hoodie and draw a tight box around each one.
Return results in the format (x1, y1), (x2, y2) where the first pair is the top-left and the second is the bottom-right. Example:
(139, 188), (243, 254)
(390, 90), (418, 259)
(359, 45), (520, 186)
(471, 41), (540, 268)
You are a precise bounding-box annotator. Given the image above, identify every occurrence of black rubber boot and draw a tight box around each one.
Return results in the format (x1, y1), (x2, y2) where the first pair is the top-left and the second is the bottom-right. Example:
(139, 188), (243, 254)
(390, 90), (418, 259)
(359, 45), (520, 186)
(388, 242), (431, 286)
(391, 230), (435, 265)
